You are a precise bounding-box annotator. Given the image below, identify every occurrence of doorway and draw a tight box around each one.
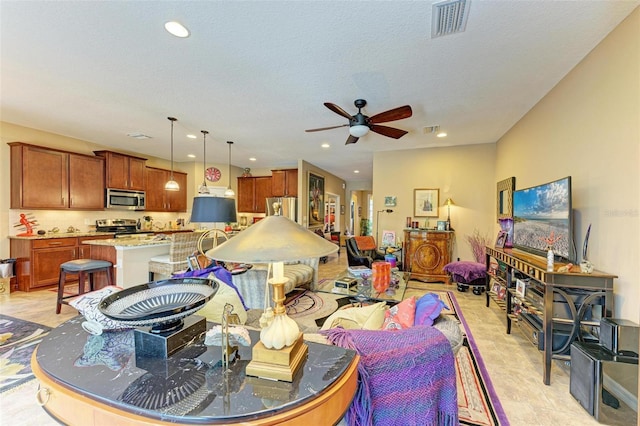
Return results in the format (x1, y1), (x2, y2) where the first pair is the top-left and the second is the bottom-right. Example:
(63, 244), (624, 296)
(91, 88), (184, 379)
(325, 192), (340, 234)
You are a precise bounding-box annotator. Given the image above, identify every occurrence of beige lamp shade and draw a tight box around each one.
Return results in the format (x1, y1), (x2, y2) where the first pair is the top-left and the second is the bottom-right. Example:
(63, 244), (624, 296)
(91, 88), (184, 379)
(205, 215), (338, 263)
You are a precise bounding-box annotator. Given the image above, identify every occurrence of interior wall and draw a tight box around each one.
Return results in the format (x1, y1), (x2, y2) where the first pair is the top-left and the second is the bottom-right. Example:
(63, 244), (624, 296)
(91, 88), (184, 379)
(496, 8), (639, 321)
(372, 143), (497, 261)
(299, 160), (346, 232)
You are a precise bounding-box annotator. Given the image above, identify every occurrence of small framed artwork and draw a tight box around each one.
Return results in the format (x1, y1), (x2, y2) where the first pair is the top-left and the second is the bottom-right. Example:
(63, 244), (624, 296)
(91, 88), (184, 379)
(414, 188), (439, 217)
(381, 230), (396, 247)
(437, 220), (447, 231)
(384, 196), (397, 207)
(495, 231), (507, 248)
(340, 204), (345, 215)
(187, 254), (201, 271)
(515, 279), (527, 298)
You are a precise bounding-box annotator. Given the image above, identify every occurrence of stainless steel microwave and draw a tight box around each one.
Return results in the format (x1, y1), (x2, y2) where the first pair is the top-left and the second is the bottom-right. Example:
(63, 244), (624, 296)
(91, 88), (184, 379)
(106, 188), (146, 210)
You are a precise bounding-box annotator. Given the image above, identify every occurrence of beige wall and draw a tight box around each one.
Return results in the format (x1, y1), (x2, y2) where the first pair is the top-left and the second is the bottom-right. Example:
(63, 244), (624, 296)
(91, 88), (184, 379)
(496, 8), (639, 321)
(373, 144), (497, 261)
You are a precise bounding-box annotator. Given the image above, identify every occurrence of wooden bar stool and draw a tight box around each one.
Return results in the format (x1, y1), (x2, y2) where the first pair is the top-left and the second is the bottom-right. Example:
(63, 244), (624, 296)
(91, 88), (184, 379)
(56, 259), (113, 314)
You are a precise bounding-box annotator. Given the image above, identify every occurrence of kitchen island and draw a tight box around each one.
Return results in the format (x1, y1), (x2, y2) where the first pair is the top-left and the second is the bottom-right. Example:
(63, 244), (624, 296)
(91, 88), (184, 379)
(84, 237), (171, 288)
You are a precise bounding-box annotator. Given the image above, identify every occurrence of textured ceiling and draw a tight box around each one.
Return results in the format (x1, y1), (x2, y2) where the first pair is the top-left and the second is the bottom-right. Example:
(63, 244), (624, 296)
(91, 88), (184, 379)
(1, 1), (637, 181)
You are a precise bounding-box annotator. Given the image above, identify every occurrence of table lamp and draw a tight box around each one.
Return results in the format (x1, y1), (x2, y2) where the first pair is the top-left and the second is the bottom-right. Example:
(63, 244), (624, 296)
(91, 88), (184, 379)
(206, 215), (338, 381)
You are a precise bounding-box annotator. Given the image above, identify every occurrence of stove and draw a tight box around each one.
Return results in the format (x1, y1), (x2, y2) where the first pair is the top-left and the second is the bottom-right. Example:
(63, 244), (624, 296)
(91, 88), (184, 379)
(96, 219), (150, 236)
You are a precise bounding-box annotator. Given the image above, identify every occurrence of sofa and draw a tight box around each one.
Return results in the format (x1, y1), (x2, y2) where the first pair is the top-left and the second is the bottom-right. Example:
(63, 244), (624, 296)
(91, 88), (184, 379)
(231, 258), (319, 309)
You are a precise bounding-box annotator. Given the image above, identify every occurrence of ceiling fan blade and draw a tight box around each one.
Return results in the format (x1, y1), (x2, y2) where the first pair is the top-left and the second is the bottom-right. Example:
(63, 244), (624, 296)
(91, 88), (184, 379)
(345, 134), (359, 145)
(324, 102), (353, 120)
(370, 124), (408, 139)
(369, 105), (412, 124)
(305, 124), (349, 132)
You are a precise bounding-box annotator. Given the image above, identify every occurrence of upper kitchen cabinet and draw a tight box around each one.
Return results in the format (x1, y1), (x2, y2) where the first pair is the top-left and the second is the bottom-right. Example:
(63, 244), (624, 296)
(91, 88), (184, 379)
(271, 168), (298, 197)
(94, 150), (146, 191)
(9, 142), (105, 210)
(144, 167), (187, 212)
(237, 176), (272, 213)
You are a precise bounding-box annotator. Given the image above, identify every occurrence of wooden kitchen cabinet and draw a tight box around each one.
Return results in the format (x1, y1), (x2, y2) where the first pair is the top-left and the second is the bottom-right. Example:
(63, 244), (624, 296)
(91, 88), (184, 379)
(271, 168), (298, 197)
(144, 167), (187, 212)
(94, 150), (146, 191)
(403, 230), (454, 282)
(237, 176), (272, 213)
(10, 235), (113, 291)
(9, 142), (105, 210)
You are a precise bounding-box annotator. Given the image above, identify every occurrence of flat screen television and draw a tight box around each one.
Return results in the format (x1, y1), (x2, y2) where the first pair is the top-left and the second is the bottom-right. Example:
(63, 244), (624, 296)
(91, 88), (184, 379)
(513, 176), (574, 262)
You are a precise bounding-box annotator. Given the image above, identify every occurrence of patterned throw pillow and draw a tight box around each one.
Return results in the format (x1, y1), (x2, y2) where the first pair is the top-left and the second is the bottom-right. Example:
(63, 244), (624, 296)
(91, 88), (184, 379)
(382, 296), (416, 330)
(68, 286), (128, 334)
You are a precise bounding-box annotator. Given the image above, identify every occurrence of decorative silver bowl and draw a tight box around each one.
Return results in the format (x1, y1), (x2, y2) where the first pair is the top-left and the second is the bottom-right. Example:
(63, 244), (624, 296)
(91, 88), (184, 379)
(99, 278), (217, 333)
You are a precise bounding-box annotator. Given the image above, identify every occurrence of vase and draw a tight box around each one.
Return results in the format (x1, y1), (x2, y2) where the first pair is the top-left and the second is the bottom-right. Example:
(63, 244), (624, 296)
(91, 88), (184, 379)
(547, 248), (554, 272)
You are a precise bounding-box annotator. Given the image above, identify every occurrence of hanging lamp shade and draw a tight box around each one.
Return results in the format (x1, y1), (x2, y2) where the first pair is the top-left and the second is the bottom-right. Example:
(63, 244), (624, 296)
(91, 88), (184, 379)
(165, 116), (180, 191)
(224, 141), (235, 198)
(198, 130), (210, 195)
(190, 197), (237, 224)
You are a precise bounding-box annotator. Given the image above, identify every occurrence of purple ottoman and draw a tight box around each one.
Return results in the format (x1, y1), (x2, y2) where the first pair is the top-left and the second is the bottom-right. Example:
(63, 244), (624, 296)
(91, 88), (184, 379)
(443, 261), (487, 295)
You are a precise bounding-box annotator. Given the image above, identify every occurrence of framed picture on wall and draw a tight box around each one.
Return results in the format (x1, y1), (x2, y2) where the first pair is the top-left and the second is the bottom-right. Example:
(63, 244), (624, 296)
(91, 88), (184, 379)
(413, 188), (439, 217)
(384, 196), (397, 207)
(308, 172), (325, 227)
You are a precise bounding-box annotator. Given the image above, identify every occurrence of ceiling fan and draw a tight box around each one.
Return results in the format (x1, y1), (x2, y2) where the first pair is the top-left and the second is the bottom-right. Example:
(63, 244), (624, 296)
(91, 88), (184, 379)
(305, 99), (412, 145)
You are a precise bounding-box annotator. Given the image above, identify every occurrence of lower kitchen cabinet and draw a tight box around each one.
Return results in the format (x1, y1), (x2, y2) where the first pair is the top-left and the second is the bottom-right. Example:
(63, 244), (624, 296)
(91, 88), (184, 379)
(10, 235), (113, 292)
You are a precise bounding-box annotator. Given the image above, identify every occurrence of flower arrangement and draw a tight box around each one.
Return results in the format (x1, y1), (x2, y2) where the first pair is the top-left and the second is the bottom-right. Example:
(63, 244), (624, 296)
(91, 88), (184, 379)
(465, 229), (492, 263)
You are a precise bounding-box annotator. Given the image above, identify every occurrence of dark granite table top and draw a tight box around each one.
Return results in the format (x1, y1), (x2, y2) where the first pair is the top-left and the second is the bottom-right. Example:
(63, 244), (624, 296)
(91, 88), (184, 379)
(35, 316), (356, 423)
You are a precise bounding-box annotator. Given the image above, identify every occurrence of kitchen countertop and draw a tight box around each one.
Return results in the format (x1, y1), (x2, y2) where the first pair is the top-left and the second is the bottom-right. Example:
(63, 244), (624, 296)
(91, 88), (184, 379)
(82, 237), (173, 247)
(8, 231), (115, 240)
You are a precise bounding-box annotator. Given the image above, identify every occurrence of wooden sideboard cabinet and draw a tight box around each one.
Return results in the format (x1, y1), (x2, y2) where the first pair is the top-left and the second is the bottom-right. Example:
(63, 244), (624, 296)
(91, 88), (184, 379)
(403, 230), (454, 282)
(271, 168), (298, 197)
(94, 150), (146, 191)
(9, 142), (105, 210)
(10, 235), (113, 291)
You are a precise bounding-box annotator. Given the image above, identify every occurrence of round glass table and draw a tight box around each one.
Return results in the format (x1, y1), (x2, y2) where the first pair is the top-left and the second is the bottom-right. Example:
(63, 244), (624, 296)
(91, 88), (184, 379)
(32, 316), (358, 425)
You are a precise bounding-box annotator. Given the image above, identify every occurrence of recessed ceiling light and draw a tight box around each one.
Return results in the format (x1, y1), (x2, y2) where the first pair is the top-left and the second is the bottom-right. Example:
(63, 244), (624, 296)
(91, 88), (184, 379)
(249, 157), (257, 162)
(321, 143), (330, 148)
(187, 154), (196, 158)
(354, 170), (360, 174)
(186, 134), (197, 139)
(165, 21), (190, 38)
(436, 131), (447, 138)
(127, 132), (151, 140)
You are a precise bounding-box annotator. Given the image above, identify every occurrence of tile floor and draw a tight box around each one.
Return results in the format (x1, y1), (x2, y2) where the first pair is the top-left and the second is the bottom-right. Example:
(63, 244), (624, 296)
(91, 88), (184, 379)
(0, 252), (618, 425)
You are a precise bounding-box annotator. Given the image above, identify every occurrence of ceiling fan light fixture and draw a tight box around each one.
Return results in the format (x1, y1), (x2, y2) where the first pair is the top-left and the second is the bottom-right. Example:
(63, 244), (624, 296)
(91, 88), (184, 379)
(349, 124), (369, 138)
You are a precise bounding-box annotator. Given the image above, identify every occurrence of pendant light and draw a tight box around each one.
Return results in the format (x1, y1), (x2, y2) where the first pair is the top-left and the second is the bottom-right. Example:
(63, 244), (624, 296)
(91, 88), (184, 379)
(224, 141), (235, 197)
(164, 117), (180, 191)
(198, 130), (210, 194)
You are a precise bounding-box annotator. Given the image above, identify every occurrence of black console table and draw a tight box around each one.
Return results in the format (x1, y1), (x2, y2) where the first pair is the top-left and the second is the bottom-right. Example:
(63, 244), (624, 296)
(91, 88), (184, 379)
(32, 317), (358, 425)
(485, 247), (616, 385)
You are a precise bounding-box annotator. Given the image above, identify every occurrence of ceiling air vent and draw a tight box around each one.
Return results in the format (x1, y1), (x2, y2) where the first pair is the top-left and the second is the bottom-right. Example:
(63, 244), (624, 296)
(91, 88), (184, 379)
(431, 0), (471, 38)
(127, 132), (152, 140)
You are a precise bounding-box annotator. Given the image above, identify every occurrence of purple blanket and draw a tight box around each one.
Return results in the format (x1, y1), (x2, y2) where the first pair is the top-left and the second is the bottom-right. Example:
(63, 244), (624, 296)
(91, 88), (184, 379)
(320, 326), (458, 426)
